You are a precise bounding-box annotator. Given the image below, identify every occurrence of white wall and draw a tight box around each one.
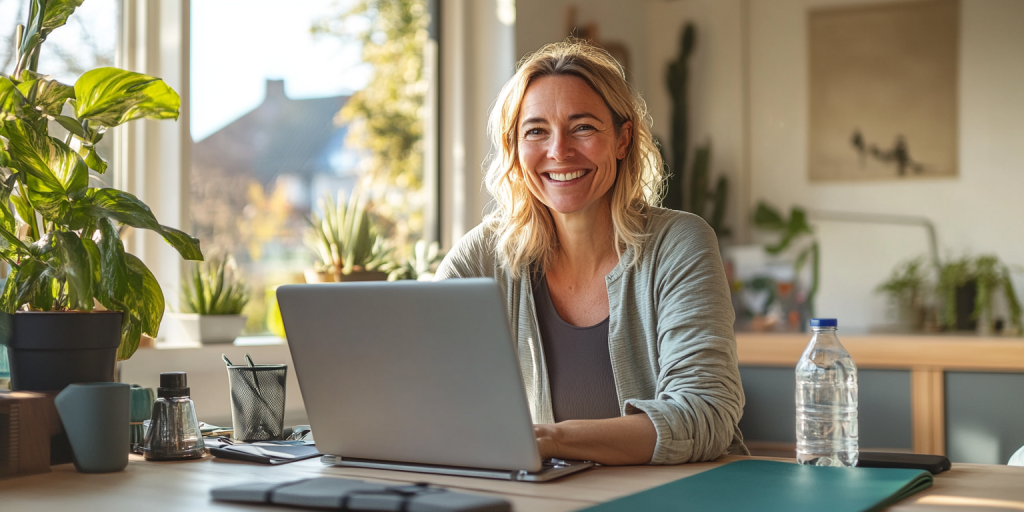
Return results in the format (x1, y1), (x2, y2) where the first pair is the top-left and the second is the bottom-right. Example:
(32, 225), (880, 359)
(748, 0), (1024, 329)
(516, 0), (650, 95)
(644, 0), (748, 243)
(440, 0), (516, 247)
(512, 0), (1024, 330)
(515, 0), (749, 249)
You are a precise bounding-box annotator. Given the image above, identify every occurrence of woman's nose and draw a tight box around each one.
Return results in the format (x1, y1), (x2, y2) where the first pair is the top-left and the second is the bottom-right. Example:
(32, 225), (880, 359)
(547, 132), (574, 161)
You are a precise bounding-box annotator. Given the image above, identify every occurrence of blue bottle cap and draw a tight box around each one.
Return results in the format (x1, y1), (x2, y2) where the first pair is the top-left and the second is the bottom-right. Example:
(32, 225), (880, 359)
(810, 318), (838, 327)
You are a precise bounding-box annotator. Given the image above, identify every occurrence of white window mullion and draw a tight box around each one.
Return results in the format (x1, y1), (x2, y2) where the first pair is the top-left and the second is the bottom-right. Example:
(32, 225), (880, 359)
(115, 0), (191, 336)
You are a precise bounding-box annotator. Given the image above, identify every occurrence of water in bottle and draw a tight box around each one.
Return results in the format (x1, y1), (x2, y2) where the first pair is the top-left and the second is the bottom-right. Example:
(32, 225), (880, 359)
(796, 318), (858, 467)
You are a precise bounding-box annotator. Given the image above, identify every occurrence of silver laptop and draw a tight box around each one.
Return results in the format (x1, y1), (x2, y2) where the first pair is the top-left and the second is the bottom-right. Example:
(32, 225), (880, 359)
(277, 278), (594, 481)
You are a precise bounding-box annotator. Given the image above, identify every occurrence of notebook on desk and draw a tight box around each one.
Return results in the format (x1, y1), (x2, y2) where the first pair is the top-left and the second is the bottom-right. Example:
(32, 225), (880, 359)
(583, 459), (933, 512)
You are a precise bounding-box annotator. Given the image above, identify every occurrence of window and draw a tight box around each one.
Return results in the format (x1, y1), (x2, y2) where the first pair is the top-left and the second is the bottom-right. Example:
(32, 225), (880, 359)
(0, 0), (119, 186)
(189, 0), (434, 334)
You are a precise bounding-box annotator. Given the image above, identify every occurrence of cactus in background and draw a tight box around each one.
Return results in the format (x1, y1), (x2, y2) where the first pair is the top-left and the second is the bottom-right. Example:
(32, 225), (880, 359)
(665, 23), (695, 211)
(664, 22), (731, 237)
(688, 143), (710, 218)
(709, 174), (730, 236)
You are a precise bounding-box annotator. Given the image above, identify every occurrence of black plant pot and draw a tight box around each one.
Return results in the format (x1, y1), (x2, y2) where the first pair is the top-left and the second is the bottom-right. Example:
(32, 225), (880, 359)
(0, 311), (123, 391)
(955, 280), (978, 332)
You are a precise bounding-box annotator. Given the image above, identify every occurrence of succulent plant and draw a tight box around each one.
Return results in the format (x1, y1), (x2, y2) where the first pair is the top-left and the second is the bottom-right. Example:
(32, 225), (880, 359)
(181, 257), (249, 316)
(390, 239), (444, 281)
(306, 190), (392, 276)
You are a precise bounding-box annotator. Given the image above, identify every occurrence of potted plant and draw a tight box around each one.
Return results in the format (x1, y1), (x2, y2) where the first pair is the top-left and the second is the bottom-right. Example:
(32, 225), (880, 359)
(304, 190), (393, 283)
(390, 240), (444, 281)
(937, 255), (1022, 334)
(172, 257), (249, 344)
(875, 257), (931, 332)
(0, 1), (202, 391)
(753, 201), (819, 319)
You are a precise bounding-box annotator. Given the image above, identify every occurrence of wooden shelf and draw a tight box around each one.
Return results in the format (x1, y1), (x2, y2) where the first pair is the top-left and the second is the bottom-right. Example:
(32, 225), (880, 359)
(737, 332), (1024, 371)
(736, 332), (1024, 455)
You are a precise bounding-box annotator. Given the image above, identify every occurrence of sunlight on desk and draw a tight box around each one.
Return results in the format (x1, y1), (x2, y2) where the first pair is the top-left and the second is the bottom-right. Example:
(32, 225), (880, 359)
(918, 495), (1024, 510)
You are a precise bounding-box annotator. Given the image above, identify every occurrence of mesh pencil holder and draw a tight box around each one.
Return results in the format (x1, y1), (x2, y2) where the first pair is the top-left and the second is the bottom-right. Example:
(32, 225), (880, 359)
(225, 363), (287, 441)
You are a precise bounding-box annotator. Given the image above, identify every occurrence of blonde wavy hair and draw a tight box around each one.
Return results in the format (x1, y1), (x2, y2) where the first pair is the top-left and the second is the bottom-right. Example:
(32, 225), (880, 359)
(484, 39), (665, 277)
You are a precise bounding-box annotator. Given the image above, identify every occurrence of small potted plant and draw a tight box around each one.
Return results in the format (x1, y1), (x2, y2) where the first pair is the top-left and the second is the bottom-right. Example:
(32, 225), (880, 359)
(937, 255), (1022, 334)
(390, 240), (444, 281)
(0, 1), (202, 390)
(753, 201), (820, 319)
(172, 257), (250, 344)
(304, 190), (393, 283)
(875, 257), (931, 332)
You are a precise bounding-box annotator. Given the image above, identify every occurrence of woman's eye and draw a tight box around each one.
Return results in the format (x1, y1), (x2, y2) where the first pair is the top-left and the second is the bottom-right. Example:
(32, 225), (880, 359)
(525, 128), (545, 136)
(575, 124), (595, 133)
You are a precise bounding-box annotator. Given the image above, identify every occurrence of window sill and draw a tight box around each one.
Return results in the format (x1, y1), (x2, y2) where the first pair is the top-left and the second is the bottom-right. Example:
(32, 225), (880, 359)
(142, 335), (288, 350)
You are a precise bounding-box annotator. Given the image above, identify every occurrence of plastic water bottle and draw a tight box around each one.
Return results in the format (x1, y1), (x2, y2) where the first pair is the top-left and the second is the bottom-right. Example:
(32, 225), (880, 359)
(796, 318), (859, 466)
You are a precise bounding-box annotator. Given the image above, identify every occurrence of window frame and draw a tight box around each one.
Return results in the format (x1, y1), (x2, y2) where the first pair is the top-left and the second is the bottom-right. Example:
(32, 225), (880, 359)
(116, 0), (444, 340)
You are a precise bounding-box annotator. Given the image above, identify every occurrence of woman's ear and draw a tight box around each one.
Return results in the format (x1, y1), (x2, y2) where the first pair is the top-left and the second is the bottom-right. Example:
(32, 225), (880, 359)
(616, 121), (633, 160)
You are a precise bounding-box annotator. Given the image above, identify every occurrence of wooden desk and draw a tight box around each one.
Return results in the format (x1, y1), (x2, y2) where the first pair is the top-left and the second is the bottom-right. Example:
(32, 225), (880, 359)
(1, 454), (1022, 511)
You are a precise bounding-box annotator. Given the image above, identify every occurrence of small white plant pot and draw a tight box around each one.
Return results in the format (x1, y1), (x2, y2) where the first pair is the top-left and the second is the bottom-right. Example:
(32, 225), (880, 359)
(172, 313), (247, 344)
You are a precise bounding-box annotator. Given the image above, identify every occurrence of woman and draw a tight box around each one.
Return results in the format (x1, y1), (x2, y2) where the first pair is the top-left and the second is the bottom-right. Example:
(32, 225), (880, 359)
(436, 40), (746, 466)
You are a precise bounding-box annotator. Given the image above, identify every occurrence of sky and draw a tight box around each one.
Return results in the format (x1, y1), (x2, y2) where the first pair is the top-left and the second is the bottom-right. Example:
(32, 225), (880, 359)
(1, 0), (369, 142)
(190, 0), (371, 141)
(1, 0), (118, 82)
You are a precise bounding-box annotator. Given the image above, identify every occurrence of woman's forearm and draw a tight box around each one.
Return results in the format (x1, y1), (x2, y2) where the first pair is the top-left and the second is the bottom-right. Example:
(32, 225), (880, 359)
(534, 413), (657, 465)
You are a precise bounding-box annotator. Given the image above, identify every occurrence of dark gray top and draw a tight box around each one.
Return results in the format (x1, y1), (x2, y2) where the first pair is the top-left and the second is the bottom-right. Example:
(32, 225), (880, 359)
(533, 274), (620, 423)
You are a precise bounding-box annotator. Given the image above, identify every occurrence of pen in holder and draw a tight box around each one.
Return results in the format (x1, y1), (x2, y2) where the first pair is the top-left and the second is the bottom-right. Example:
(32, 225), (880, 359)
(222, 354), (287, 441)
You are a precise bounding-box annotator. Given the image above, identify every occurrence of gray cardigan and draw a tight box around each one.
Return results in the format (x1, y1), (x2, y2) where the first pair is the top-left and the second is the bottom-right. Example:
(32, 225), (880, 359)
(435, 207), (747, 464)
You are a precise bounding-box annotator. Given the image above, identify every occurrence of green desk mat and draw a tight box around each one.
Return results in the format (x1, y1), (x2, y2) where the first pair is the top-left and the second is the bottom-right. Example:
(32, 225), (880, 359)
(582, 459), (933, 512)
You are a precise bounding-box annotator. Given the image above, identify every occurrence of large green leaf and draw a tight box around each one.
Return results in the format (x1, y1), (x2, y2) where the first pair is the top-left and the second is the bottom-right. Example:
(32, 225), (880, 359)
(52, 114), (85, 138)
(4, 119), (88, 220)
(80, 236), (102, 286)
(71, 188), (203, 260)
(10, 193), (37, 240)
(29, 269), (58, 311)
(74, 68), (180, 127)
(49, 231), (94, 311)
(93, 217), (129, 310)
(125, 253), (164, 337)
(117, 310), (143, 361)
(18, 71), (75, 117)
(157, 224), (202, 261)
(0, 173), (18, 243)
(0, 226), (28, 258)
(81, 144), (107, 174)
(0, 135), (9, 166)
(3, 258), (48, 312)
(0, 76), (26, 120)
(41, 0), (85, 33)
(93, 217), (148, 359)
(0, 276), (18, 314)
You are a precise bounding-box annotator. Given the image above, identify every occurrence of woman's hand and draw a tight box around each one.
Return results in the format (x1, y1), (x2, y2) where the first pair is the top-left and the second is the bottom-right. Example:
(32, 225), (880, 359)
(533, 423), (561, 460)
(533, 413), (658, 466)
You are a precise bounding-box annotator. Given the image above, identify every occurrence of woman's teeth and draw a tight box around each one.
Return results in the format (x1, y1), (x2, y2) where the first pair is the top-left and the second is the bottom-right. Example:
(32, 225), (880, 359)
(548, 170), (586, 181)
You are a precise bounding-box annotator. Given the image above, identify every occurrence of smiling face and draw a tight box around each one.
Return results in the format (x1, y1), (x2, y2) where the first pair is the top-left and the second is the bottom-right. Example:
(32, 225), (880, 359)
(517, 75), (632, 219)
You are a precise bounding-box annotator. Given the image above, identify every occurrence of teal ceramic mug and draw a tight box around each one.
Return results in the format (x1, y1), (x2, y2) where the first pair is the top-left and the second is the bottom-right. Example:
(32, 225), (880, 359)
(54, 382), (130, 473)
